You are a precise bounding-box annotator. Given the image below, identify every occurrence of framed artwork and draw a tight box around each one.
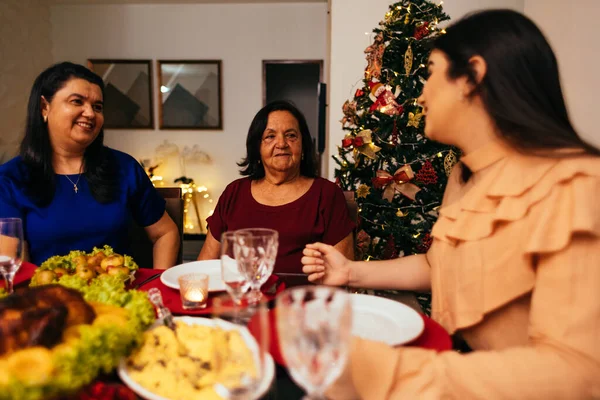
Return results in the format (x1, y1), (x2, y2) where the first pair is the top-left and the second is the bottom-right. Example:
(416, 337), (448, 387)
(87, 59), (154, 129)
(158, 60), (223, 130)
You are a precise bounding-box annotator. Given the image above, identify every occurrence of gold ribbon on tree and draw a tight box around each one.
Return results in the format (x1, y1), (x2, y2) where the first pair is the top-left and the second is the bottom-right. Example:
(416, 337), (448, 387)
(342, 129), (381, 159)
(372, 165), (421, 202)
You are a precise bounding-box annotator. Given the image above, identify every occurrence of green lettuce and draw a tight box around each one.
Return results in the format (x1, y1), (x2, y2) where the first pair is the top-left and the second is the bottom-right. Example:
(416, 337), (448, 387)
(0, 275), (155, 400)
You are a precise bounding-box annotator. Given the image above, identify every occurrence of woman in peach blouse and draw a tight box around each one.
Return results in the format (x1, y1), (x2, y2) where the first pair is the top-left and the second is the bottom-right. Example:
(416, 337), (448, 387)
(302, 9), (600, 399)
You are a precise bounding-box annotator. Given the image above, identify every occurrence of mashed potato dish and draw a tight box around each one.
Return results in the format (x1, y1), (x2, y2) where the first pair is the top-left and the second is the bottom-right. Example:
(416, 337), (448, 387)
(125, 320), (256, 400)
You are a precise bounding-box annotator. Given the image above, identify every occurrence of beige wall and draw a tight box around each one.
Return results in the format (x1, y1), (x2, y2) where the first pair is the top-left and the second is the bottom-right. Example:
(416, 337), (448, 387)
(524, 0), (600, 147)
(0, 0), (54, 163)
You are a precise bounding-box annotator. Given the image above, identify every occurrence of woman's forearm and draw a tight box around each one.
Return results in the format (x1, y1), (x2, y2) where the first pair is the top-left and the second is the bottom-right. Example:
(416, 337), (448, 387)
(152, 230), (179, 269)
(348, 253), (431, 291)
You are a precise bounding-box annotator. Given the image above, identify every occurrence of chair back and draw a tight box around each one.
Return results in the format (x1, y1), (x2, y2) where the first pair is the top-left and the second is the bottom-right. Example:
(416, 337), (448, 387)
(128, 187), (183, 268)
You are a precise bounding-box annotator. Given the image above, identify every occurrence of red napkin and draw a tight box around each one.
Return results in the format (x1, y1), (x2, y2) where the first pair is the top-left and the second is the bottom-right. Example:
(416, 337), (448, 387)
(247, 309), (452, 367)
(0, 261), (37, 290)
(137, 273), (285, 315)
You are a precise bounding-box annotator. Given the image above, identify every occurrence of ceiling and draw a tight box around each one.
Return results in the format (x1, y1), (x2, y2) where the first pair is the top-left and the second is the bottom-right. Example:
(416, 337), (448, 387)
(50, 0), (325, 4)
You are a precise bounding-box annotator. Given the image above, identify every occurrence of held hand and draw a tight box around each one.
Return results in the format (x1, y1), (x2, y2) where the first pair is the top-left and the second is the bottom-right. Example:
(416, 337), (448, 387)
(301, 242), (351, 286)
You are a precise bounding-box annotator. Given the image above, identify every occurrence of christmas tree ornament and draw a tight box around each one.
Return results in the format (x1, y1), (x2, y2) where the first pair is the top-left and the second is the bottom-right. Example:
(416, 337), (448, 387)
(356, 184), (371, 198)
(391, 120), (399, 145)
(396, 209), (406, 217)
(372, 165), (421, 202)
(354, 88), (365, 98)
(415, 160), (438, 184)
(364, 32), (386, 79)
(369, 82), (404, 115)
(340, 100), (359, 128)
(404, 44), (414, 75)
(342, 129), (382, 159)
(444, 149), (458, 176)
(414, 21), (430, 40)
(407, 110), (423, 128)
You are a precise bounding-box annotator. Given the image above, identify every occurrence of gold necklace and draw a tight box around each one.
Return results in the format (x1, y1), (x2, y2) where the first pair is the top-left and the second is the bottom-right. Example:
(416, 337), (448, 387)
(64, 165), (83, 193)
(64, 173), (82, 193)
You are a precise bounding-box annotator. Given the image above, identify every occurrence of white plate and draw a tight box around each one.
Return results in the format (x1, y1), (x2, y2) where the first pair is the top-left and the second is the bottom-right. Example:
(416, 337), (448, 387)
(160, 260), (226, 292)
(350, 293), (424, 346)
(118, 316), (275, 400)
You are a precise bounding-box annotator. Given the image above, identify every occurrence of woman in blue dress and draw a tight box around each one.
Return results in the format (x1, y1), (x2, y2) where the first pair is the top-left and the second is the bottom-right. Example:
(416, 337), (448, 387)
(0, 62), (179, 268)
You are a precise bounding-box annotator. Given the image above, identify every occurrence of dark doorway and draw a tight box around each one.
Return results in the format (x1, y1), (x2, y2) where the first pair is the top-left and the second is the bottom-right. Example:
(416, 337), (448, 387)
(263, 60), (324, 175)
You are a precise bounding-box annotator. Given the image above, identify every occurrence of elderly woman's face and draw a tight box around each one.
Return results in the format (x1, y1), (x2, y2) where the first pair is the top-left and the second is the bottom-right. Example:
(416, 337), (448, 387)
(41, 78), (104, 151)
(260, 110), (303, 176)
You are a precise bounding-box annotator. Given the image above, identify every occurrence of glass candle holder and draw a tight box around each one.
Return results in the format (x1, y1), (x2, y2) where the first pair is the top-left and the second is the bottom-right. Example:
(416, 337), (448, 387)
(178, 273), (209, 310)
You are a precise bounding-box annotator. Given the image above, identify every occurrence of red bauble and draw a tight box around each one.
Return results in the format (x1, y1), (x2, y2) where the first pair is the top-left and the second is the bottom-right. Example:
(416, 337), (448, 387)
(355, 88), (365, 98)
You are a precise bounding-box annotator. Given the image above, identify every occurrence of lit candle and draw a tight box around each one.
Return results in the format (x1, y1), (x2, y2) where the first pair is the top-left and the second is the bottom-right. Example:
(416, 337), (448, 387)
(184, 288), (207, 302)
(179, 273), (209, 310)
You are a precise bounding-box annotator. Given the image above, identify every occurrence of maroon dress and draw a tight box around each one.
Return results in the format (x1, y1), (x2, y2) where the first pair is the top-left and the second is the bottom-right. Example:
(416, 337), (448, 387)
(206, 177), (355, 274)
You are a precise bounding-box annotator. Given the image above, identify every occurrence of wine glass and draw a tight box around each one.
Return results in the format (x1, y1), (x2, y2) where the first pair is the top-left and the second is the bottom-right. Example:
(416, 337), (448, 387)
(234, 228), (278, 305)
(220, 231), (250, 321)
(0, 218), (24, 294)
(276, 286), (352, 400)
(212, 293), (272, 400)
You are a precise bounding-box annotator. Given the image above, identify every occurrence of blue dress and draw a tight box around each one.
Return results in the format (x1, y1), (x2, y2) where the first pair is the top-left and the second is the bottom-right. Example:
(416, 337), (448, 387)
(0, 148), (165, 266)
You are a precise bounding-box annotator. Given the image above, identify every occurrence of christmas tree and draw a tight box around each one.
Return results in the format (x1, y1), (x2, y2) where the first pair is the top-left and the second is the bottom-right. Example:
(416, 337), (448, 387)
(334, 0), (456, 313)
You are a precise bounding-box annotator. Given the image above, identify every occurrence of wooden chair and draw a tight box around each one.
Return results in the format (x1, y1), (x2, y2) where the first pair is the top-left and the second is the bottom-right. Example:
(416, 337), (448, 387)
(128, 187), (183, 268)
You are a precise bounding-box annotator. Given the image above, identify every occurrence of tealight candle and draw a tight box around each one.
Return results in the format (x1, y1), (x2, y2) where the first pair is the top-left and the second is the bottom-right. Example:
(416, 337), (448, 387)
(178, 273), (209, 310)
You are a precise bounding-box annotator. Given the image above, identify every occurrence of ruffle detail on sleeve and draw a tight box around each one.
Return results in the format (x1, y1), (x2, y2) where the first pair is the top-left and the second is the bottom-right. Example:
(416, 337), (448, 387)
(429, 153), (600, 333)
(431, 154), (600, 250)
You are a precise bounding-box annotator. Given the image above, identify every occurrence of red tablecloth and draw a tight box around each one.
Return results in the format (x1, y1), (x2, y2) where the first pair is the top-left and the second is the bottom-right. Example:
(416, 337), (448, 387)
(247, 306), (452, 367)
(132, 268), (284, 315)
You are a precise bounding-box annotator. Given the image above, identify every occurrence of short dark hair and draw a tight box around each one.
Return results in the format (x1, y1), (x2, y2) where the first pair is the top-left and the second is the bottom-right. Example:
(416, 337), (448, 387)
(238, 100), (317, 179)
(20, 61), (119, 206)
(433, 9), (599, 180)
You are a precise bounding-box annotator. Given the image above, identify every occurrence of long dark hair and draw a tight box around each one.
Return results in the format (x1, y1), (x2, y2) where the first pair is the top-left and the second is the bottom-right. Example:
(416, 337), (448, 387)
(432, 9), (599, 181)
(238, 100), (317, 179)
(19, 62), (119, 206)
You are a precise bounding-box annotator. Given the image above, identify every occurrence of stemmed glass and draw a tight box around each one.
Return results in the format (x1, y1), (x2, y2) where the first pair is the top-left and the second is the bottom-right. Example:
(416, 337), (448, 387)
(234, 228), (278, 305)
(220, 231), (250, 319)
(276, 286), (352, 400)
(212, 293), (272, 400)
(0, 218), (24, 294)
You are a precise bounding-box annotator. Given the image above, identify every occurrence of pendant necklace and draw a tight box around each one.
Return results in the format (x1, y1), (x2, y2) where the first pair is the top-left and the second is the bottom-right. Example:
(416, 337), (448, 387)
(64, 165), (83, 193)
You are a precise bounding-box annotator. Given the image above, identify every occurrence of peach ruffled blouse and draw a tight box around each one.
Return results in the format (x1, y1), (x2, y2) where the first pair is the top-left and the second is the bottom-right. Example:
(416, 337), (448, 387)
(332, 140), (600, 399)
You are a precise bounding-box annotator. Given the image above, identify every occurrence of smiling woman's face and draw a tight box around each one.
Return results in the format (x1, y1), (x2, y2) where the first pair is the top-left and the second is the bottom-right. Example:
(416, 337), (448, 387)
(260, 110), (303, 177)
(42, 77), (104, 152)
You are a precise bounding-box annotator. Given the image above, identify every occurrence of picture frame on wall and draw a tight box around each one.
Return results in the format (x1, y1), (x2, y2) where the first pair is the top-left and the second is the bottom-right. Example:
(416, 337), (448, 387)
(87, 59), (154, 129)
(158, 60), (223, 130)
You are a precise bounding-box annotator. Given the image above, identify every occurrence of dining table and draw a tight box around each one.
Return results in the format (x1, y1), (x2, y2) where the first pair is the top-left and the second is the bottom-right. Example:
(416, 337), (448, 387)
(4, 262), (453, 400)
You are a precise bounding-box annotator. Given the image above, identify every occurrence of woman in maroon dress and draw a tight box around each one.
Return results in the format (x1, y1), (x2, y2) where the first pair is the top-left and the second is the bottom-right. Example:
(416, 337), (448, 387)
(197, 101), (355, 280)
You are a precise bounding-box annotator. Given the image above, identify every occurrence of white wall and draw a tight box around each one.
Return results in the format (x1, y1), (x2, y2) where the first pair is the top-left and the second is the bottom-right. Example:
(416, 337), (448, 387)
(524, 0), (600, 147)
(0, 0), (54, 163)
(51, 3), (328, 223)
(327, 0), (524, 179)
